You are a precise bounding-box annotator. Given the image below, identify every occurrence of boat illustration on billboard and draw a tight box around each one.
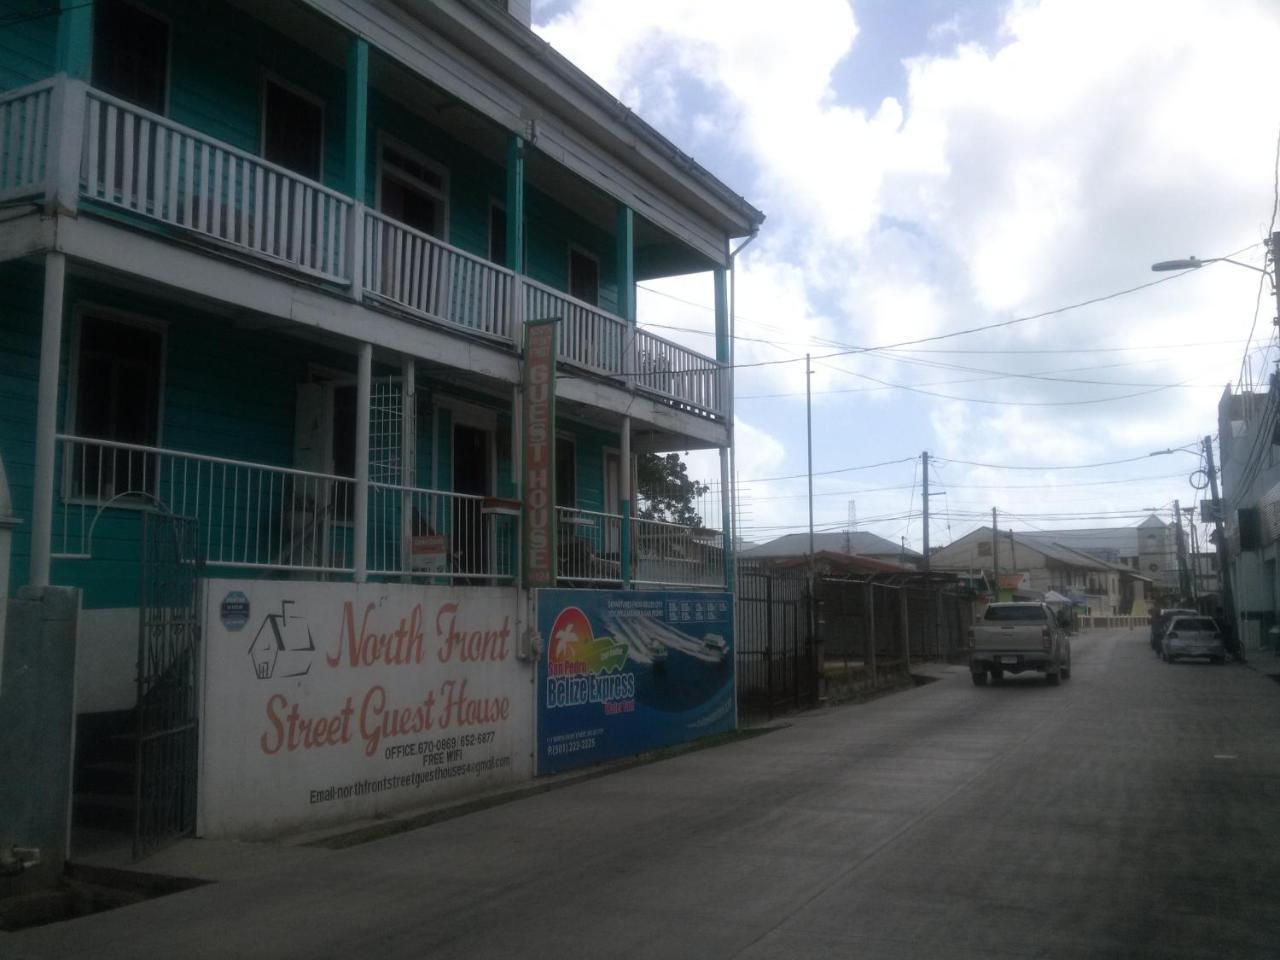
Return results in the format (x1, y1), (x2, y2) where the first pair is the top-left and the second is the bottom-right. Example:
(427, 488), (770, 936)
(701, 633), (728, 661)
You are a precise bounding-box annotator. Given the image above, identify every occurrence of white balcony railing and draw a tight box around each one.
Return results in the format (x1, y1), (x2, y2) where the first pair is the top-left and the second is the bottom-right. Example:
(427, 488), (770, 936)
(522, 282), (725, 417)
(368, 481), (517, 581)
(54, 434), (355, 572)
(557, 506), (623, 583)
(633, 327), (723, 417)
(633, 516), (724, 588)
(362, 210), (514, 342)
(525, 279), (629, 377)
(0, 79), (53, 201)
(82, 89), (352, 283)
(0, 78), (728, 418)
(51, 435), (518, 580)
(558, 506), (725, 588)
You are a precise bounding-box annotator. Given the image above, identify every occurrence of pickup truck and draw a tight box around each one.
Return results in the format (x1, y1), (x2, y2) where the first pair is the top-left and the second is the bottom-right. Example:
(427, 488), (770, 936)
(970, 602), (1071, 686)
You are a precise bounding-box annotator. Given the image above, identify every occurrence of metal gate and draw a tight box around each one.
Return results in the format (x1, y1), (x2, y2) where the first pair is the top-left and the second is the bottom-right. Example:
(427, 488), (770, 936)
(134, 512), (203, 859)
(736, 563), (817, 719)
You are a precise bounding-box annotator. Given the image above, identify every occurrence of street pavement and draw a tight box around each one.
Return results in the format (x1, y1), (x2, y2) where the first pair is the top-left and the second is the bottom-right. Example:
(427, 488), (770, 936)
(6, 627), (1280, 959)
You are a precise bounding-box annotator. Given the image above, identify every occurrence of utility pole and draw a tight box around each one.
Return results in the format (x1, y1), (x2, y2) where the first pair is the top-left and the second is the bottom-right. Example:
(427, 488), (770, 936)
(1187, 507), (1201, 603)
(992, 507), (1000, 601)
(1203, 434), (1241, 660)
(921, 451), (930, 571)
(1008, 528), (1018, 578)
(1173, 499), (1190, 603)
(806, 353), (814, 561)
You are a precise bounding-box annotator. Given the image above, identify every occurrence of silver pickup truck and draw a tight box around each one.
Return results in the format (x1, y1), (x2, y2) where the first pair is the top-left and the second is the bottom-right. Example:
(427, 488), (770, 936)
(970, 602), (1071, 686)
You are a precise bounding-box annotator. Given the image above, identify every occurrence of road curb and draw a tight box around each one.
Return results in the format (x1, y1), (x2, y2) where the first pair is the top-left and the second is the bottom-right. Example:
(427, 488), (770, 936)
(288, 725), (784, 851)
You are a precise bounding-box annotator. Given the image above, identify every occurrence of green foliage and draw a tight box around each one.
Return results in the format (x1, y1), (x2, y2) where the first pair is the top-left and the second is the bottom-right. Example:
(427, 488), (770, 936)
(637, 452), (707, 527)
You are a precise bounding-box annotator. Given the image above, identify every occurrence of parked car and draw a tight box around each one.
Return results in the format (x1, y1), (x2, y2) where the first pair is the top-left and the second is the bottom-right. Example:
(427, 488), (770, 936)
(1150, 608), (1197, 655)
(970, 602), (1071, 686)
(1161, 615), (1226, 664)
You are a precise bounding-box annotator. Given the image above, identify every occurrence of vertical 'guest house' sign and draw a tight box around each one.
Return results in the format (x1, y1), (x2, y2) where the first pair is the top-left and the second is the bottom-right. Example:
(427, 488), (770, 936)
(523, 318), (558, 587)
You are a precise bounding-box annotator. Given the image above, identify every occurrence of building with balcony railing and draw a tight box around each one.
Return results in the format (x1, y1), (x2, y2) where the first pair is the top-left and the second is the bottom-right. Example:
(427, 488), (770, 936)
(0, 0), (762, 851)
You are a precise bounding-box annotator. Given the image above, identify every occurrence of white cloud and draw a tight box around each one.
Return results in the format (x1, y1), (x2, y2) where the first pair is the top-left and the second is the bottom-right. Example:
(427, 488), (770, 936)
(536, 0), (1280, 546)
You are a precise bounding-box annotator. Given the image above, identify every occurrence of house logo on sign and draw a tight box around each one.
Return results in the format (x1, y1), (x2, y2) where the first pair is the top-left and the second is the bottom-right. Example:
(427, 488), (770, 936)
(248, 600), (316, 679)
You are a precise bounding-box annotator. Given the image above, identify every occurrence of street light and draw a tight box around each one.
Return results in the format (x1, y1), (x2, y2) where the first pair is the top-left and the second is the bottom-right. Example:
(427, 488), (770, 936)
(1151, 255), (1271, 276)
(1148, 238), (1280, 662)
(1143, 442), (1240, 657)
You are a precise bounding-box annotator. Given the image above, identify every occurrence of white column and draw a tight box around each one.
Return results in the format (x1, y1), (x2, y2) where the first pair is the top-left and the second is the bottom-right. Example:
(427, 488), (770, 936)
(399, 355), (415, 580)
(353, 343), (372, 582)
(719, 446), (731, 587)
(620, 415), (631, 588)
(30, 252), (67, 588)
(47, 76), (87, 217)
(511, 383), (522, 499)
(349, 203), (365, 299)
(619, 417), (631, 504)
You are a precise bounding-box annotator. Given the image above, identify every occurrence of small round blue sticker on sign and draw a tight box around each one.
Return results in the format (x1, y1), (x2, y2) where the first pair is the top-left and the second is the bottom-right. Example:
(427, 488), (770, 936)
(220, 591), (250, 632)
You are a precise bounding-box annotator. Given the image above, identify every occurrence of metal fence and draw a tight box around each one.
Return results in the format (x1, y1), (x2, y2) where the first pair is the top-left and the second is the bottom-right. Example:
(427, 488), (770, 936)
(817, 577), (973, 676)
(735, 562), (816, 719)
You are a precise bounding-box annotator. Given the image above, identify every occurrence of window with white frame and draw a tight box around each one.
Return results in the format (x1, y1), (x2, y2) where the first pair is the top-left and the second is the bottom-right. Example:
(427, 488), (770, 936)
(568, 246), (599, 305)
(489, 202), (529, 268)
(379, 138), (448, 237)
(263, 78), (324, 181)
(555, 435), (576, 507)
(93, 0), (169, 115)
(72, 313), (164, 499)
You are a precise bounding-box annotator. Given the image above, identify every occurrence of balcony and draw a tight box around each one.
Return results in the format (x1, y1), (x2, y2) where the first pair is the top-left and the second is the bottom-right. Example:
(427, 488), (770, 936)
(53, 434), (517, 582)
(1, 77), (726, 421)
(52, 435), (722, 589)
(557, 506), (725, 589)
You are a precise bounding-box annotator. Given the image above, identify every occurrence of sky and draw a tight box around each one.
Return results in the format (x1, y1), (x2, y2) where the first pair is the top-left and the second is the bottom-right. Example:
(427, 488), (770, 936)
(532, 0), (1280, 553)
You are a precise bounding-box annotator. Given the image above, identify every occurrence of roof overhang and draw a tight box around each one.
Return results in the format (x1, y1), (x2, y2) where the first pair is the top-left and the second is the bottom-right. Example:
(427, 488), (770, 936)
(299, 0), (764, 268)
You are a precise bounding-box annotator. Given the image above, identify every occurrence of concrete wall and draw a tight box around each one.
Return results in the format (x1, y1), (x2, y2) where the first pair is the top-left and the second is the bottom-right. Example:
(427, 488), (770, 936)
(199, 579), (534, 839)
(0, 586), (78, 893)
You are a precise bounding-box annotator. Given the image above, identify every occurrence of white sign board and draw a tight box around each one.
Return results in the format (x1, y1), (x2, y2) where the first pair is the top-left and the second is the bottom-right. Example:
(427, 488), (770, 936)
(200, 580), (532, 839)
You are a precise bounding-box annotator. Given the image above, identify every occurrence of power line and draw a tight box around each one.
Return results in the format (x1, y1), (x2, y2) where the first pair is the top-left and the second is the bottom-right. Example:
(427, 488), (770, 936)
(735, 348), (1251, 401)
(1239, 124), (1280, 391)
(743, 468), (1194, 502)
(633, 239), (1267, 377)
(739, 455), (917, 484)
(807, 355), (1198, 407)
(933, 449), (1199, 472)
(628, 255), (1240, 377)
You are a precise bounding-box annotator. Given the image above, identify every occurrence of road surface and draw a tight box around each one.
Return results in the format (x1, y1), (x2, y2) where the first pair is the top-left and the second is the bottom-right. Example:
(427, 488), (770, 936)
(8, 627), (1280, 959)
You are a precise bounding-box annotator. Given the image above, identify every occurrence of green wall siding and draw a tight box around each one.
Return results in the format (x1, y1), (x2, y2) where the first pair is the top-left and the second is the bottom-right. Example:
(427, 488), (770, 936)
(0, 261), (360, 607)
(0, 0), (57, 90)
(0, 261), (44, 597)
(4, 0), (628, 312)
(154, 0), (348, 193)
(526, 189), (619, 316)
(0, 260), (625, 606)
(366, 89), (619, 313)
(563, 422), (613, 513)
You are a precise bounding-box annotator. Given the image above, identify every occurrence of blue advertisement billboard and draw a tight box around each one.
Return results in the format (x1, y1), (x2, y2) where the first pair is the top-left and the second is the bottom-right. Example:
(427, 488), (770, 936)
(536, 589), (735, 774)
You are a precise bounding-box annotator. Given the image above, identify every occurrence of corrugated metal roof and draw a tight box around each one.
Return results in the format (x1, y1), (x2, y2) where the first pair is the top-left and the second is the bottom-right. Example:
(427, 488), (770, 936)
(741, 530), (920, 559)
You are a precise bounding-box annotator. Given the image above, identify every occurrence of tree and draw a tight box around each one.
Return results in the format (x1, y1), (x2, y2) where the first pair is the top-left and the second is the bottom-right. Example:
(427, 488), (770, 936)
(636, 452), (708, 527)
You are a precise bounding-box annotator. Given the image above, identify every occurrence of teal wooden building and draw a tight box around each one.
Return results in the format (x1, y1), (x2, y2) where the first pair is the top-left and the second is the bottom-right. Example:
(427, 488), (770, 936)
(0, 0), (762, 853)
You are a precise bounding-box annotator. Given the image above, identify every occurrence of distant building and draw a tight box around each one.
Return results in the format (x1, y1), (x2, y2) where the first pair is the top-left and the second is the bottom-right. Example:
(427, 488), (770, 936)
(741, 530), (923, 567)
(1018, 514), (1178, 590)
(1216, 382), (1280, 651)
(929, 527), (1153, 617)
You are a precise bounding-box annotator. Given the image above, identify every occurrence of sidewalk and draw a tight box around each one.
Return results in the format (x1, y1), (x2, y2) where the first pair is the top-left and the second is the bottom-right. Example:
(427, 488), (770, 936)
(62, 724), (785, 886)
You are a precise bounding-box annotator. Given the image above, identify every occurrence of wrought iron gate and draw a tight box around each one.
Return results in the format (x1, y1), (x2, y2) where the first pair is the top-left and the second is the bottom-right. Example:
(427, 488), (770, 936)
(736, 563), (817, 719)
(134, 511), (203, 859)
